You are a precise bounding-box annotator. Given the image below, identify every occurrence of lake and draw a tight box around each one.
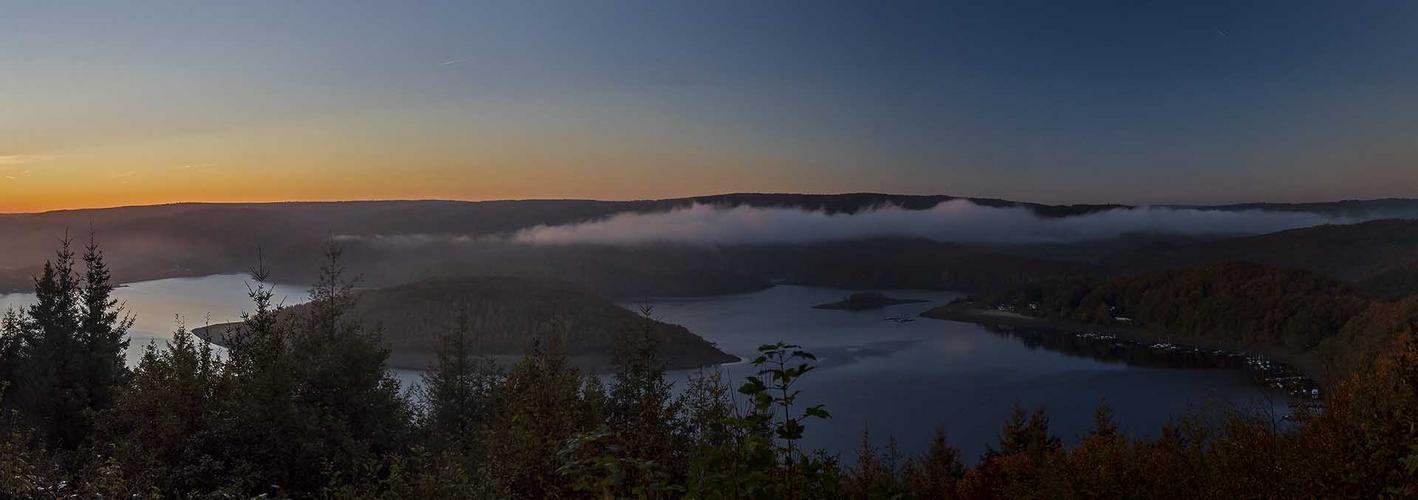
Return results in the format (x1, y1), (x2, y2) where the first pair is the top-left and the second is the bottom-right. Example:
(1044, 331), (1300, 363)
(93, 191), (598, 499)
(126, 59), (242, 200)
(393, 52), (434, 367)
(643, 286), (1289, 461)
(0, 275), (1289, 462)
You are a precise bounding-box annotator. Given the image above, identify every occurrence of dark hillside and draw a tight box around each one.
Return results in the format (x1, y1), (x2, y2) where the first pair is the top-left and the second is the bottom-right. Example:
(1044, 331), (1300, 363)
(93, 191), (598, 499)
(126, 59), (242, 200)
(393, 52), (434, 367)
(1189, 198), (1418, 219)
(1356, 264), (1418, 299)
(1317, 295), (1418, 378)
(1071, 262), (1372, 351)
(726, 238), (1102, 292)
(1109, 219), (1418, 288)
(954, 262), (1380, 372)
(195, 276), (737, 370)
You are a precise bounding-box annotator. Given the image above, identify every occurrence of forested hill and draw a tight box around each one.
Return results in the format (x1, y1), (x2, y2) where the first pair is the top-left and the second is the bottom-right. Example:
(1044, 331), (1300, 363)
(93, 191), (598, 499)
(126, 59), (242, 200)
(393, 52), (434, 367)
(195, 276), (737, 370)
(726, 238), (1102, 292)
(1070, 262), (1373, 351)
(967, 262), (1390, 377)
(1108, 219), (1418, 289)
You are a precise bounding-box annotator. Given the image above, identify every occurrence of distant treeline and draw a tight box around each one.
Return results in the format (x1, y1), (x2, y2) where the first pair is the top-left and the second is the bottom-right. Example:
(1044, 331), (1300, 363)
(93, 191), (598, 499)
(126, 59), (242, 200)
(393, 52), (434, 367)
(3, 240), (1418, 497)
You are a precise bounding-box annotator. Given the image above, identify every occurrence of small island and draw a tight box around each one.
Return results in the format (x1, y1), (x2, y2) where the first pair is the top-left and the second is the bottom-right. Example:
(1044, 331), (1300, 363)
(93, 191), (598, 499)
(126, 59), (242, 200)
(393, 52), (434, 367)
(813, 292), (927, 311)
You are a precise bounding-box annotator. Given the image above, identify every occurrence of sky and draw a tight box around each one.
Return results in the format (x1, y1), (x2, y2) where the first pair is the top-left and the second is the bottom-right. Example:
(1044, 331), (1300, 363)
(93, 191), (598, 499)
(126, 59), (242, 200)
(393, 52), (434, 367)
(2, 0), (1417, 212)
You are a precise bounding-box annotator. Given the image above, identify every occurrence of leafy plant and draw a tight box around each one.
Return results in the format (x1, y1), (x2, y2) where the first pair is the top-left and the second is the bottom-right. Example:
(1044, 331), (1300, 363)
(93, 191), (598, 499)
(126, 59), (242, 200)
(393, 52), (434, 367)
(736, 342), (832, 498)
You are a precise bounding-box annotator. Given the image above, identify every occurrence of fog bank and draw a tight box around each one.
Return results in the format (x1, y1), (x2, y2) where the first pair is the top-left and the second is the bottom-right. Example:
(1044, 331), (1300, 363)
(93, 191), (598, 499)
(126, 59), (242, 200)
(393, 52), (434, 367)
(511, 200), (1355, 246)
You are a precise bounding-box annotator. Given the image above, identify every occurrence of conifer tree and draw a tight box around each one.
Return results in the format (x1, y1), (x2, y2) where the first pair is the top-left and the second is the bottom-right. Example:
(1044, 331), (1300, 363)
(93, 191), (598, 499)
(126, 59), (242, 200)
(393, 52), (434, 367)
(108, 323), (230, 494)
(422, 304), (501, 457)
(903, 427), (966, 498)
(1092, 399), (1119, 438)
(0, 310), (25, 402)
(606, 306), (683, 477)
(21, 237), (86, 448)
(77, 231), (133, 414)
(288, 244), (411, 489)
(487, 327), (592, 498)
(990, 403), (1061, 457)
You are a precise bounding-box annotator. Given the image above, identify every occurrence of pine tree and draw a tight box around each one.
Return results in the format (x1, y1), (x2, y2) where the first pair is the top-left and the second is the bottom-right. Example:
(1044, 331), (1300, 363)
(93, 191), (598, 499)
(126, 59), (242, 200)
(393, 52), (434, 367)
(606, 306), (683, 478)
(286, 244), (411, 489)
(990, 404), (1031, 458)
(1024, 407), (1062, 454)
(903, 427), (965, 498)
(0, 310), (25, 403)
(422, 304), (501, 456)
(487, 328), (592, 498)
(77, 231), (133, 414)
(848, 428), (902, 497)
(21, 236), (86, 448)
(0, 234), (131, 450)
(990, 403), (1060, 457)
(1092, 398), (1119, 438)
(679, 368), (732, 450)
(108, 323), (231, 493)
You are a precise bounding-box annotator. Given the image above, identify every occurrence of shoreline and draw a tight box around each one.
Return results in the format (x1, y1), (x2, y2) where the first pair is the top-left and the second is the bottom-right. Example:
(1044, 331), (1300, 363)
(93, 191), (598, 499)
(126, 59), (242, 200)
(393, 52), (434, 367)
(920, 301), (1326, 392)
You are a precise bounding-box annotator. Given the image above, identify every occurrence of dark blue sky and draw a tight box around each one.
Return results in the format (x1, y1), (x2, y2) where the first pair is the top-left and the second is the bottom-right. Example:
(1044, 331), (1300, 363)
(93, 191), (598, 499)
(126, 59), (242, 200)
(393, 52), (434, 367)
(3, 1), (1416, 210)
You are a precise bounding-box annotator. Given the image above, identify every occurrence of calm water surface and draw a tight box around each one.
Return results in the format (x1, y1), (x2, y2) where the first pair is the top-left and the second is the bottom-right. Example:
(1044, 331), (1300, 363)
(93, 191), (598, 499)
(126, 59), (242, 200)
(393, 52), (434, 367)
(0, 276), (1289, 461)
(642, 286), (1289, 461)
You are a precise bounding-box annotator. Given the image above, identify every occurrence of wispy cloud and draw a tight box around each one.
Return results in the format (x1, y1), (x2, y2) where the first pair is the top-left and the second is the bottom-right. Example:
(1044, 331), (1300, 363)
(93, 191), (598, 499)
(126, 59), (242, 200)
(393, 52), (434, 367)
(0, 154), (55, 166)
(0, 158), (37, 182)
(440, 58), (466, 66)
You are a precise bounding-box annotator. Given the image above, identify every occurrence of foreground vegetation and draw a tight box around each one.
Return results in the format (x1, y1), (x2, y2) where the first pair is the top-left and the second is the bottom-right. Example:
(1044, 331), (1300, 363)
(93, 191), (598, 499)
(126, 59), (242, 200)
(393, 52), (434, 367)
(3, 240), (1418, 497)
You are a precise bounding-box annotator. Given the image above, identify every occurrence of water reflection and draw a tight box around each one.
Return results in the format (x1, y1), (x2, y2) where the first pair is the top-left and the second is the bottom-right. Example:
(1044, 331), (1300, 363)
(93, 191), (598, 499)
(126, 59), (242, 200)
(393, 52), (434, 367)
(975, 324), (1321, 401)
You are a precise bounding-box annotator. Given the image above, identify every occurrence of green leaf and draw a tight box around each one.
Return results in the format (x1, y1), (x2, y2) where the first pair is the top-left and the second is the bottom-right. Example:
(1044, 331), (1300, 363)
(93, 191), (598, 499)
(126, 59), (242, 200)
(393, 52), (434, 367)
(738, 377), (766, 395)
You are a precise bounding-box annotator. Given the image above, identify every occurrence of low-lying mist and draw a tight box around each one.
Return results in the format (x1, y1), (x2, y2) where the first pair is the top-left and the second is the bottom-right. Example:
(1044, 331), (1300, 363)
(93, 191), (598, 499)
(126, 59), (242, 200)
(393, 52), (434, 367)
(510, 200), (1358, 246)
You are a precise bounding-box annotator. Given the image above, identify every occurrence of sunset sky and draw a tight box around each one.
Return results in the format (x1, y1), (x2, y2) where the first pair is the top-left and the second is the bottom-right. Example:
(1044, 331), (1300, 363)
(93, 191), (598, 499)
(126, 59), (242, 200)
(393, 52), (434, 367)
(3, 0), (1417, 212)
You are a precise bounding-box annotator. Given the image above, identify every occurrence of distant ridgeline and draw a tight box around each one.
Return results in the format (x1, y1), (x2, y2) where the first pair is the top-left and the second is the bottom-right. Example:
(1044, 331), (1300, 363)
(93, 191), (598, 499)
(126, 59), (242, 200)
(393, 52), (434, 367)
(3, 195), (1418, 302)
(0, 193), (1121, 295)
(195, 276), (737, 370)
